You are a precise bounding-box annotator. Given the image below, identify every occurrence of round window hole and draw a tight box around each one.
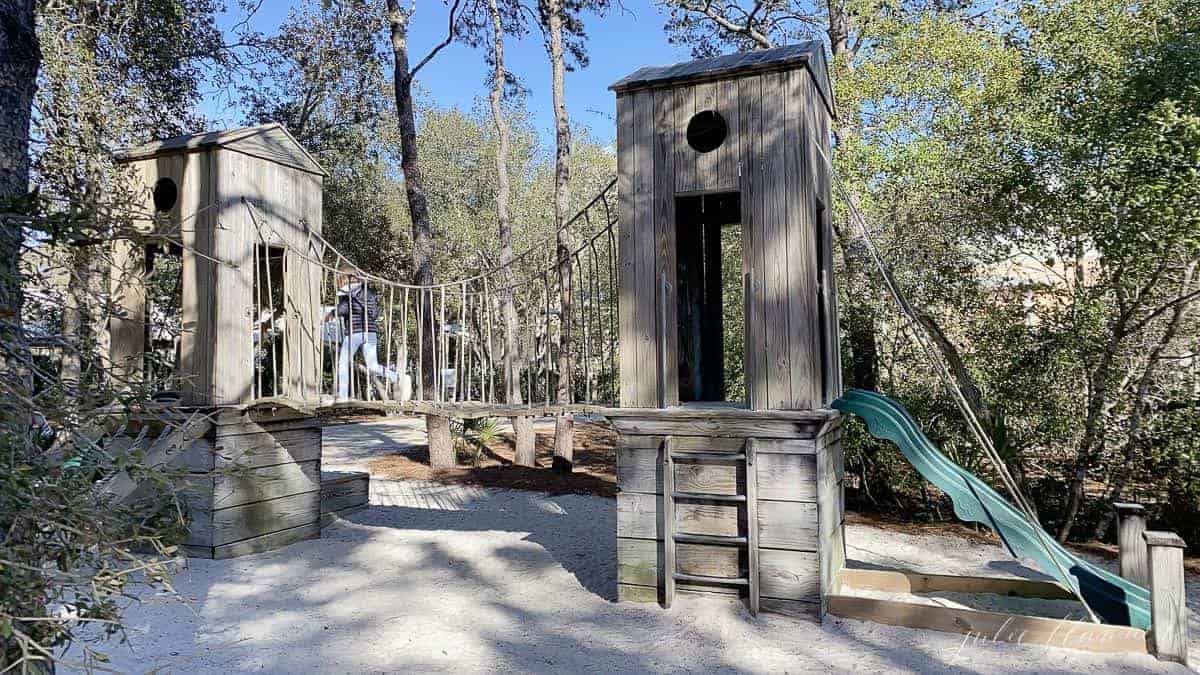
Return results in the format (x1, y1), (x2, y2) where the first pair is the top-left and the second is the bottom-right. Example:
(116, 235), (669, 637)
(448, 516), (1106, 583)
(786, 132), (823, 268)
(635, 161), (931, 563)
(686, 110), (728, 154)
(153, 178), (178, 213)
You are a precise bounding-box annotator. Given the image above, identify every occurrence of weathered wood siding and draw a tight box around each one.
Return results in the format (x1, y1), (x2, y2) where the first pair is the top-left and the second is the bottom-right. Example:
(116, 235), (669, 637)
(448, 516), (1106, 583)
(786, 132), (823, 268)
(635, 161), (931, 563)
(613, 409), (843, 616)
(112, 141), (324, 406)
(213, 148), (324, 405)
(616, 63), (840, 409)
(173, 408), (324, 560)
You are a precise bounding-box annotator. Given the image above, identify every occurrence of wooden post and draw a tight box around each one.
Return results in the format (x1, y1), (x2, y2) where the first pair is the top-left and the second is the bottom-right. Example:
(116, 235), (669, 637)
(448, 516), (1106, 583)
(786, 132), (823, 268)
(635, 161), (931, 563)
(513, 415), (536, 467)
(426, 414), (455, 469)
(1143, 530), (1188, 665)
(1113, 502), (1149, 587)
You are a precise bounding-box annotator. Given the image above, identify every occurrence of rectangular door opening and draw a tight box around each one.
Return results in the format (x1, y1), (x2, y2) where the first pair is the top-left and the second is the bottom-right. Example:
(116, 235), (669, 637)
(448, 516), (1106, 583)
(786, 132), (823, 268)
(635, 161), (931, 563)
(675, 191), (744, 405)
(253, 244), (287, 398)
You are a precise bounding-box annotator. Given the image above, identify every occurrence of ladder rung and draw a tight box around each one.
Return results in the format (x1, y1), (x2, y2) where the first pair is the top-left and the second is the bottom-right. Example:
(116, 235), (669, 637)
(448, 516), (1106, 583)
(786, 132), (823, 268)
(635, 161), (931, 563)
(670, 452), (746, 462)
(674, 533), (748, 546)
(672, 491), (746, 503)
(673, 572), (750, 586)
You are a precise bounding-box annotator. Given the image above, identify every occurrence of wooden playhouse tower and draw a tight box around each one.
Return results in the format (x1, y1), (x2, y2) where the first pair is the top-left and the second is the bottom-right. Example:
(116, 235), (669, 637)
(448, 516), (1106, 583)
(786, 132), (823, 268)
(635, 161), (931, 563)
(110, 122), (326, 406)
(607, 43), (846, 617)
(106, 124), (367, 559)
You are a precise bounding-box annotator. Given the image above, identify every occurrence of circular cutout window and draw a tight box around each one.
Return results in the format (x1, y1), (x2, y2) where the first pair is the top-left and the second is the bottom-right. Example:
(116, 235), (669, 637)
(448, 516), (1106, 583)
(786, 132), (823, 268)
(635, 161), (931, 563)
(686, 110), (728, 154)
(153, 178), (178, 213)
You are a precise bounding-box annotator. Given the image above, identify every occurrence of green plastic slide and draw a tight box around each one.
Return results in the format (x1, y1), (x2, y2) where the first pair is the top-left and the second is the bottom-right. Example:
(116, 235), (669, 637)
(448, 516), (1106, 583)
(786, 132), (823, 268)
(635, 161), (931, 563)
(832, 388), (1151, 630)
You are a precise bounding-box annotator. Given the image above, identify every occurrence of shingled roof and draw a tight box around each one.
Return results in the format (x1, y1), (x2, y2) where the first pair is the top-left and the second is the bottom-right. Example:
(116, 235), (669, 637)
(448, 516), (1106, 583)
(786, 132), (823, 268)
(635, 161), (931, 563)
(610, 42), (834, 118)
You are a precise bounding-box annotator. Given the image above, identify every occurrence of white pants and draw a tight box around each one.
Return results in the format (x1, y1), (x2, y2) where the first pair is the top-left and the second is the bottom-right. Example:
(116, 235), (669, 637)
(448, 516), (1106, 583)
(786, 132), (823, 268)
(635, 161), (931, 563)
(336, 332), (399, 400)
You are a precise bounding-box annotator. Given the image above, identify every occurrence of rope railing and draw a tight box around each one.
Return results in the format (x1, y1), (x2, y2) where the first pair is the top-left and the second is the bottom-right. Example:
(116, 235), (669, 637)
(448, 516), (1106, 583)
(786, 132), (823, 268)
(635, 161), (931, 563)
(242, 178), (621, 410)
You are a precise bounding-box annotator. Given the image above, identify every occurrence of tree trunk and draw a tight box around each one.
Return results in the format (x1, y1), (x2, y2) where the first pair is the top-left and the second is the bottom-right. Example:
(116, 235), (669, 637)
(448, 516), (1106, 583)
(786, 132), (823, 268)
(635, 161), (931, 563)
(0, 0), (40, 425)
(486, 0), (536, 468)
(387, 1), (451, 467)
(826, 0), (849, 57)
(1059, 345), (1119, 541)
(1093, 261), (1198, 541)
(543, 0), (575, 473)
(487, 0), (518, 398)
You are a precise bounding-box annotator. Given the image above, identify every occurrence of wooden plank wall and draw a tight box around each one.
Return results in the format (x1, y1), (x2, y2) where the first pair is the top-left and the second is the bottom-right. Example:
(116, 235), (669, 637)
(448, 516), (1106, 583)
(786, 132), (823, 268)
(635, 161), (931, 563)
(143, 151), (217, 404)
(614, 417), (838, 616)
(214, 149), (324, 405)
(816, 418), (845, 613)
(109, 237), (146, 383)
(616, 64), (834, 410)
(181, 410), (324, 559)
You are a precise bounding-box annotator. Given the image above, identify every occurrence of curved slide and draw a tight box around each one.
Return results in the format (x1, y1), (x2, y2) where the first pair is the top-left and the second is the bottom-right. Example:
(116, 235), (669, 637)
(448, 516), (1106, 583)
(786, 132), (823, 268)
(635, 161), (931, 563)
(832, 388), (1151, 630)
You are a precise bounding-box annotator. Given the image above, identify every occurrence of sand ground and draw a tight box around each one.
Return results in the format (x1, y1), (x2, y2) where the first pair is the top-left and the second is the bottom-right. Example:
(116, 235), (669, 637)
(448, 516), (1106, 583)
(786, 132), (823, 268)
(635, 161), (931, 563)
(63, 415), (1196, 674)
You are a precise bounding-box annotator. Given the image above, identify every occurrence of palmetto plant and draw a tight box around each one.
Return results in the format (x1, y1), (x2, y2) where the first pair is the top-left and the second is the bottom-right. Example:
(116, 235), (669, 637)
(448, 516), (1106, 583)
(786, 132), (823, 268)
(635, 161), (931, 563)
(450, 417), (503, 467)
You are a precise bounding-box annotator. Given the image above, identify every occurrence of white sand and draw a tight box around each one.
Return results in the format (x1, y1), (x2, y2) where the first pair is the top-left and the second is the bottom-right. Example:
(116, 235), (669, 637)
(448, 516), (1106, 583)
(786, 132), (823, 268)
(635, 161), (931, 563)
(63, 416), (1194, 673)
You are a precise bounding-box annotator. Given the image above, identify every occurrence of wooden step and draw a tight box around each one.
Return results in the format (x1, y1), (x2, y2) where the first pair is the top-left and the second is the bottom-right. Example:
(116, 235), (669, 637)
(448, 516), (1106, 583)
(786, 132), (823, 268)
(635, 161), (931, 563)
(674, 532), (748, 546)
(674, 572), (750, 586)
(672, 491), (747, 503)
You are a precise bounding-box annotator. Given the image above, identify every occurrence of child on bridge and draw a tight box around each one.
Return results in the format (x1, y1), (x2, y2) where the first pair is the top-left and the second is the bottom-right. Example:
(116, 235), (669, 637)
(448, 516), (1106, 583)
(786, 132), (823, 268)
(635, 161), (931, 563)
(326, 262), (399, 402)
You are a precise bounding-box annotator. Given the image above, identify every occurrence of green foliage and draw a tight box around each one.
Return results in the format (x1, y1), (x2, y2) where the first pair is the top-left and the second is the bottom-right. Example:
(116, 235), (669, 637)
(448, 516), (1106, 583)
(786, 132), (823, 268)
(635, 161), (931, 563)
(451, 416), (503, 466)
(665, 0), (1199, 542)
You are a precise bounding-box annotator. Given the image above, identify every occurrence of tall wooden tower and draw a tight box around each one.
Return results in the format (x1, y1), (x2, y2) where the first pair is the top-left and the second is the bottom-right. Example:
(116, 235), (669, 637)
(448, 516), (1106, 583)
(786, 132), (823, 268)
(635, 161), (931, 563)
(607, 43), (846, 618)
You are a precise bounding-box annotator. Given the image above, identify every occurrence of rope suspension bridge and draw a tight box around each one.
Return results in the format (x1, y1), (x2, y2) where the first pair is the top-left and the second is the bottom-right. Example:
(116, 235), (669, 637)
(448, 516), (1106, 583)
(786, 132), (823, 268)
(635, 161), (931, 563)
(241, 178), (621, 415)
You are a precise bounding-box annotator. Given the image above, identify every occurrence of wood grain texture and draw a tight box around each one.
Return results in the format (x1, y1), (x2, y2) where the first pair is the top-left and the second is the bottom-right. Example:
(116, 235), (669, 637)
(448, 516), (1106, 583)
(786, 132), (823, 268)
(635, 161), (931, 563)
(757, 452), (816, 501)
(746, 438), (761, 614)
(211, 427), (321, 470)
(212, 521), (321, 560)
(617, 491), (663, 539)
(633, 88), (658, 407)
(677, 501), (741, 537)
(673, 85), (696, 193)
(817, 420), (846, 609)
(694, 81), (719, 190)
(785, 67), (820, 409)
(738, 75), (768, 410)
(617, 537), (818, 601)
(618, 582), (660, 604)
(185, 459), (321, 511)
(1144, 531), (1188, 664)
(661, 436), (676, 607)
(827, 594), (1149, 655)
(839, 568), (1074, 600)
(607, 416), (821, 439)
(1114, 504), (1149, 588)
(617, 445), (811, 499)
(205, 490), (321, 546)
(618, 433), (811, 453)
(653, 88), (679, 407)
(759, 500), (818, 550)
(716, 77), (740, 191)
(322, 471), (370, 514)
(616, 93), (637, 406)
(759, 71), (792, 409)
(108, 237), (146, 383)
(618, 492), (817, 550)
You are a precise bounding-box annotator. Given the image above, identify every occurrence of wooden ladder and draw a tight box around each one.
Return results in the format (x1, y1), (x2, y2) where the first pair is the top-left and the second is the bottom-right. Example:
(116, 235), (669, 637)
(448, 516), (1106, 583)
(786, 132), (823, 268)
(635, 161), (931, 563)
(662, 436), (760, 615)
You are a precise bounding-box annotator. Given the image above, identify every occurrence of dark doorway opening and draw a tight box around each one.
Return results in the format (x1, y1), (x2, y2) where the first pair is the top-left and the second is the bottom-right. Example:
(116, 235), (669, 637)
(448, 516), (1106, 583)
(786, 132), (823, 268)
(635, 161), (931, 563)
(675, 191), (744, 404)
(253, 245), (287, 398)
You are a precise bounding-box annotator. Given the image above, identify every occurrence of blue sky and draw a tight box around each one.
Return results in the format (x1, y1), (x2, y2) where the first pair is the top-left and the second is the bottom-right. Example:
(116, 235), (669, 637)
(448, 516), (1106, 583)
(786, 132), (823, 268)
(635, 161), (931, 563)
(206, 0), (694, 145)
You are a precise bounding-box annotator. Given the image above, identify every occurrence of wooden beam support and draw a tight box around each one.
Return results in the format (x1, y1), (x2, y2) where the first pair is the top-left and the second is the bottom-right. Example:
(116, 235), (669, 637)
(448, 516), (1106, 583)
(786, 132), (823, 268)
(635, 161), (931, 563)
(826, 594), (1149, 655)
(839, 567), (1074, 600)
(1114, 502), (1149, 587)
(1143, 530), (1189, 665)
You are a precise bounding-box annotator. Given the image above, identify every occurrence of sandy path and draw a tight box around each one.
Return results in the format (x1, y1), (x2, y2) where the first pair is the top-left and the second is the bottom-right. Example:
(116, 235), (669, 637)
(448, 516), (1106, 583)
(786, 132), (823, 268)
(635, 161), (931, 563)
(63, 416), (1192, 674)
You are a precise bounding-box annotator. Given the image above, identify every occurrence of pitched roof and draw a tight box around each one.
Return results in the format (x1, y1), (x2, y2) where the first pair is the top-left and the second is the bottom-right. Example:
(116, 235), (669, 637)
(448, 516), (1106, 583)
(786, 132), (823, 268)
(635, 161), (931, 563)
(610, 41), (834, 118)
(116, 122), (326, 176)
